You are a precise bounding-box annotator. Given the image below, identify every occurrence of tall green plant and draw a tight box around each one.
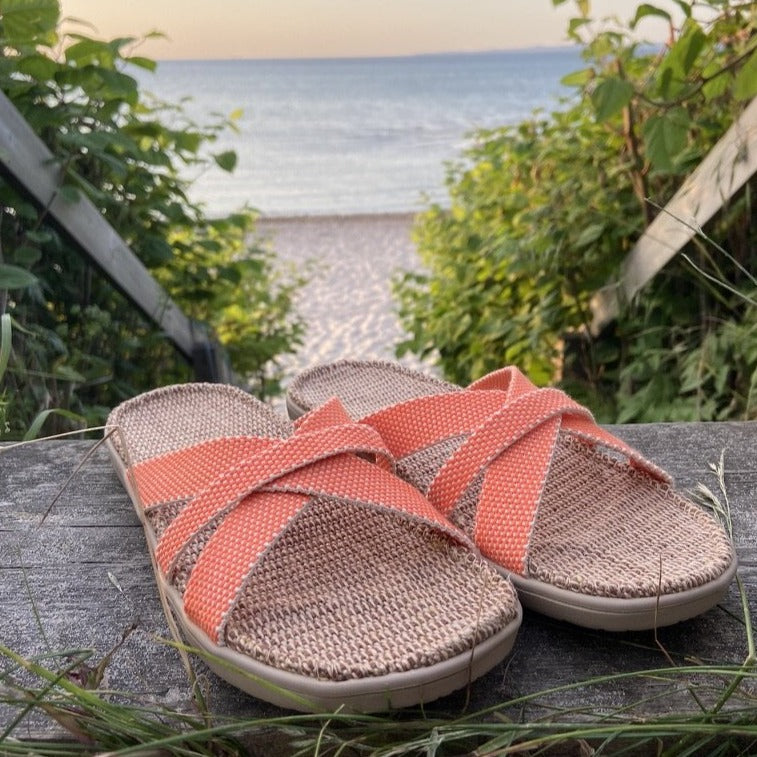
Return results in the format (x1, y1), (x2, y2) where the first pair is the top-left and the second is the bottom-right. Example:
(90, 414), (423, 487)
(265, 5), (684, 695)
(0, 0), (303, 438)
(395, 0), (756, 422)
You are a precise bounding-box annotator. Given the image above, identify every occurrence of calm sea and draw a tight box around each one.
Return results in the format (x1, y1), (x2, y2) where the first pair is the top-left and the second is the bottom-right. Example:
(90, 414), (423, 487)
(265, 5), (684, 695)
(140, 49), (582, 217)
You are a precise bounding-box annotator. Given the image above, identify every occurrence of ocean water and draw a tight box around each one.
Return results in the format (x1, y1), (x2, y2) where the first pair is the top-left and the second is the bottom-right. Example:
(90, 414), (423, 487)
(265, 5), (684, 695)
(140, 50), (582, 217)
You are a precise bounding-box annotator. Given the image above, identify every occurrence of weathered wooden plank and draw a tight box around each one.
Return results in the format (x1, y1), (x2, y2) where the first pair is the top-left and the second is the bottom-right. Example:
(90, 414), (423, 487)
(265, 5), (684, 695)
(0, 91), (195, 358)
(591, 96), (757, 332)
(1, 423), (755, 739)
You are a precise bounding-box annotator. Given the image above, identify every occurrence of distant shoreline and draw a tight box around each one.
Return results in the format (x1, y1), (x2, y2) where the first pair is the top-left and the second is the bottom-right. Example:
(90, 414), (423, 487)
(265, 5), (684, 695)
(154, 46), (581, 66)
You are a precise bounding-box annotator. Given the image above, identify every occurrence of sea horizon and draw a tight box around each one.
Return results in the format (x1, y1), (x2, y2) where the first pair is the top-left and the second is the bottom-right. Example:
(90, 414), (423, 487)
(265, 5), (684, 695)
(138, 49), (583, 217)
(151, 45), (580, 65)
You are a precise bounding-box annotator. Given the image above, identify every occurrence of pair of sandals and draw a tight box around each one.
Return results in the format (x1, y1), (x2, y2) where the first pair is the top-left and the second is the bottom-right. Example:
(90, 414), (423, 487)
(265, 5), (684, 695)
(106, 359), (737, 713)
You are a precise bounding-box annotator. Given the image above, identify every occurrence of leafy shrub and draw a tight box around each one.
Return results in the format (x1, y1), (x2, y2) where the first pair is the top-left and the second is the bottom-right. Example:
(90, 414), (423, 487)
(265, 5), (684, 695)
(395, 0), (756, 422)
(0, 0), (304, 438)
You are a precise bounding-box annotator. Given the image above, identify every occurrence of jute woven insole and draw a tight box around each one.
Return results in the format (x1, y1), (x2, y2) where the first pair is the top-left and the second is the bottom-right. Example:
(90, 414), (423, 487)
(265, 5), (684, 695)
(286, 361), (737, 622)
(106, 383), (520, 709)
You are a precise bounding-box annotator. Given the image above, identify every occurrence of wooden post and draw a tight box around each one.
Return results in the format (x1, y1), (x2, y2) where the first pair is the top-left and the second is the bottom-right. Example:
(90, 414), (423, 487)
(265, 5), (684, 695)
(591, 96), (757, 333)
(0, 90), (228, 379)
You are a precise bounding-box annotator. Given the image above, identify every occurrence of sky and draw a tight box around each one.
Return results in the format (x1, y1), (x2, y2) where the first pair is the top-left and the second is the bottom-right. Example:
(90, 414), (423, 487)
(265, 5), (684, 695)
(57, 0), (674, 60)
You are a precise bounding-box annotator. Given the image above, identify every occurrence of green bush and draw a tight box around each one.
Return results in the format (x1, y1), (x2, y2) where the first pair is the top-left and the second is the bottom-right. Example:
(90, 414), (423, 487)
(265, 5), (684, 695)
(396, 0), (756, 422)
(0, 0), (303, 438)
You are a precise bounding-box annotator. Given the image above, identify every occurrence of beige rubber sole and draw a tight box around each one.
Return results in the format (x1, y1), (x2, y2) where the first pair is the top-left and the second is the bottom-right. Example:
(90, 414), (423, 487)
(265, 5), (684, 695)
(105, 436), (522, 712)
(507, 566), (737, 632)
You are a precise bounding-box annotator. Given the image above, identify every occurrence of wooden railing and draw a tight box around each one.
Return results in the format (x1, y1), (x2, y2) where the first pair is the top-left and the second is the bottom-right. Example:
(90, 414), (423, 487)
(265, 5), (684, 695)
(591, 96), (757, 333)
(0, 91), (231, 382)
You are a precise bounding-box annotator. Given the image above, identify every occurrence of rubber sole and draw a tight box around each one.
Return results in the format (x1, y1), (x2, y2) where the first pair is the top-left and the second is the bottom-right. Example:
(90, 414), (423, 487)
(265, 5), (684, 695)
(105, 436), (522, 712)
(507, 564), (737, 632)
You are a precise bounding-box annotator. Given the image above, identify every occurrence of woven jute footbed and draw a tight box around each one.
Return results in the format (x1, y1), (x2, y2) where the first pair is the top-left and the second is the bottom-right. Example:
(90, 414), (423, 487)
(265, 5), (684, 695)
(107, 383), (519, 690)
(287, 360), (736, 604)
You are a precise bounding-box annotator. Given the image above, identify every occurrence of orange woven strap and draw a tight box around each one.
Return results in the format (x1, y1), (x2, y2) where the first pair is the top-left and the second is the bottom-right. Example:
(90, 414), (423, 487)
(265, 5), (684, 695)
(155, 419), (392, 576)
(132, 398), (467, 643)
(131, 436), (272, 508)
(427, 387), (592, 516)
(363, 367), (671, 573)
(470, 367), (670, 481)
(363, 391), (507, 457)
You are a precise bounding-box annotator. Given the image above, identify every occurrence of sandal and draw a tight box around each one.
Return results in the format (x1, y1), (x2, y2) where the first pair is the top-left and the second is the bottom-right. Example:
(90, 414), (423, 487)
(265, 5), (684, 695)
(106, 383), (521, 712)
(287, 360), (737, 631)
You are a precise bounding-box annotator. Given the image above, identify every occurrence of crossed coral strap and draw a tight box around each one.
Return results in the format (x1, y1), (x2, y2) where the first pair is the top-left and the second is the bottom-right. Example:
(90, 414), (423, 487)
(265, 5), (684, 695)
(155, 406), (393, 576)
(362, 366), (670, 574)
(130, 398), (467, 642)
(468, 367), (670, 483)
(130, 392), (394, 509)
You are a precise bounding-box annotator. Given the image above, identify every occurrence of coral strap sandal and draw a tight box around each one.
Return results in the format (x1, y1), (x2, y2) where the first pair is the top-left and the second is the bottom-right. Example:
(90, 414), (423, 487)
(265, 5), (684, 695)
(106, 383), (521, 712)
(287, 360), (737, 631)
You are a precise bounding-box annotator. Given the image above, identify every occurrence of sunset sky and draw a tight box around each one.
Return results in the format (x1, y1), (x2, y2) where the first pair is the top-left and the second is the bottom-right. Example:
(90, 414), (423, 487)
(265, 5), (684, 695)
(57, 0), (674, 60)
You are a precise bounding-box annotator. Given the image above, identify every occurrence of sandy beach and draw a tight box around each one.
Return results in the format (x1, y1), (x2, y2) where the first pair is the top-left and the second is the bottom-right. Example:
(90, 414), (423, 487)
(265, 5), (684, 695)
(257, 213), (434, 384)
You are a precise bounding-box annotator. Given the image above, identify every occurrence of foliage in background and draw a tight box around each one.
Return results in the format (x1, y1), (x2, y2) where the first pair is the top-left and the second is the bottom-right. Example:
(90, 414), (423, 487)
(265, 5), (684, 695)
(395, 0), (756, 422)
(0, 0), (303, 438)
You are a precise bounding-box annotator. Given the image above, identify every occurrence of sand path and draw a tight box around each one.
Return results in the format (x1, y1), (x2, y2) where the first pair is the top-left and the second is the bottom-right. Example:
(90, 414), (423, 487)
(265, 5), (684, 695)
(258, 213), (432, 382)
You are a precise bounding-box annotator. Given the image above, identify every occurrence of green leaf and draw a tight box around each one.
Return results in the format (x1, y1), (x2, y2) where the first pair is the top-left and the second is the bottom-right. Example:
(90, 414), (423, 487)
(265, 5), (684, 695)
(53, 364), (86, 382)
(140, 236), (174, 265)
(14, 245), (42, 266)
(23, 408), (85, 441)
(560, 67), (594, 87)
(567, 17), (590, 40)
(642, 107), (690, 171)
(0, 263), (37, 289)
(16, 52), (57, 80)
(631, 3), (671, 28)
(107, 36), (137, 55)
(174, 130), (202, 153)
(25, 229), (52, 244)
(65, 38), (115, 67)
(93, 68), (138, 105)
(213, 150), (237, 172)
(591, 77), (634, 122)
(733, 49), (757, 101)
(0, 0), (59, 45)
(58, 184), (81, 203)
(218, 266), (242, 284)
(574, 223), (605, 247)
(702, 67), (732, 101)
(667, 20), (706, 78)
(126, 55), (157, 72)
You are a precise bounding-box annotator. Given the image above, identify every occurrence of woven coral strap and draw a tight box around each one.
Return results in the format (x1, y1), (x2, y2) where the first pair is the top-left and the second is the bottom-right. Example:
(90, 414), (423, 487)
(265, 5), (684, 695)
(158, 397), (467, 643)
(427, 387), (591, 516)
(155, 420), (391, 576)
(469, 366), (670, 483)
(428, 367), (670, 573)
(295, 395), (360, 433)
(474, 414), (561, 572)
(469, 365), (539, 396)
(363, 391), (507, 458)
(360, 365), (671, 574)
(130, 436), (272, 508)
(182, 489), (304, 641)
(262, 452), (464, 540)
